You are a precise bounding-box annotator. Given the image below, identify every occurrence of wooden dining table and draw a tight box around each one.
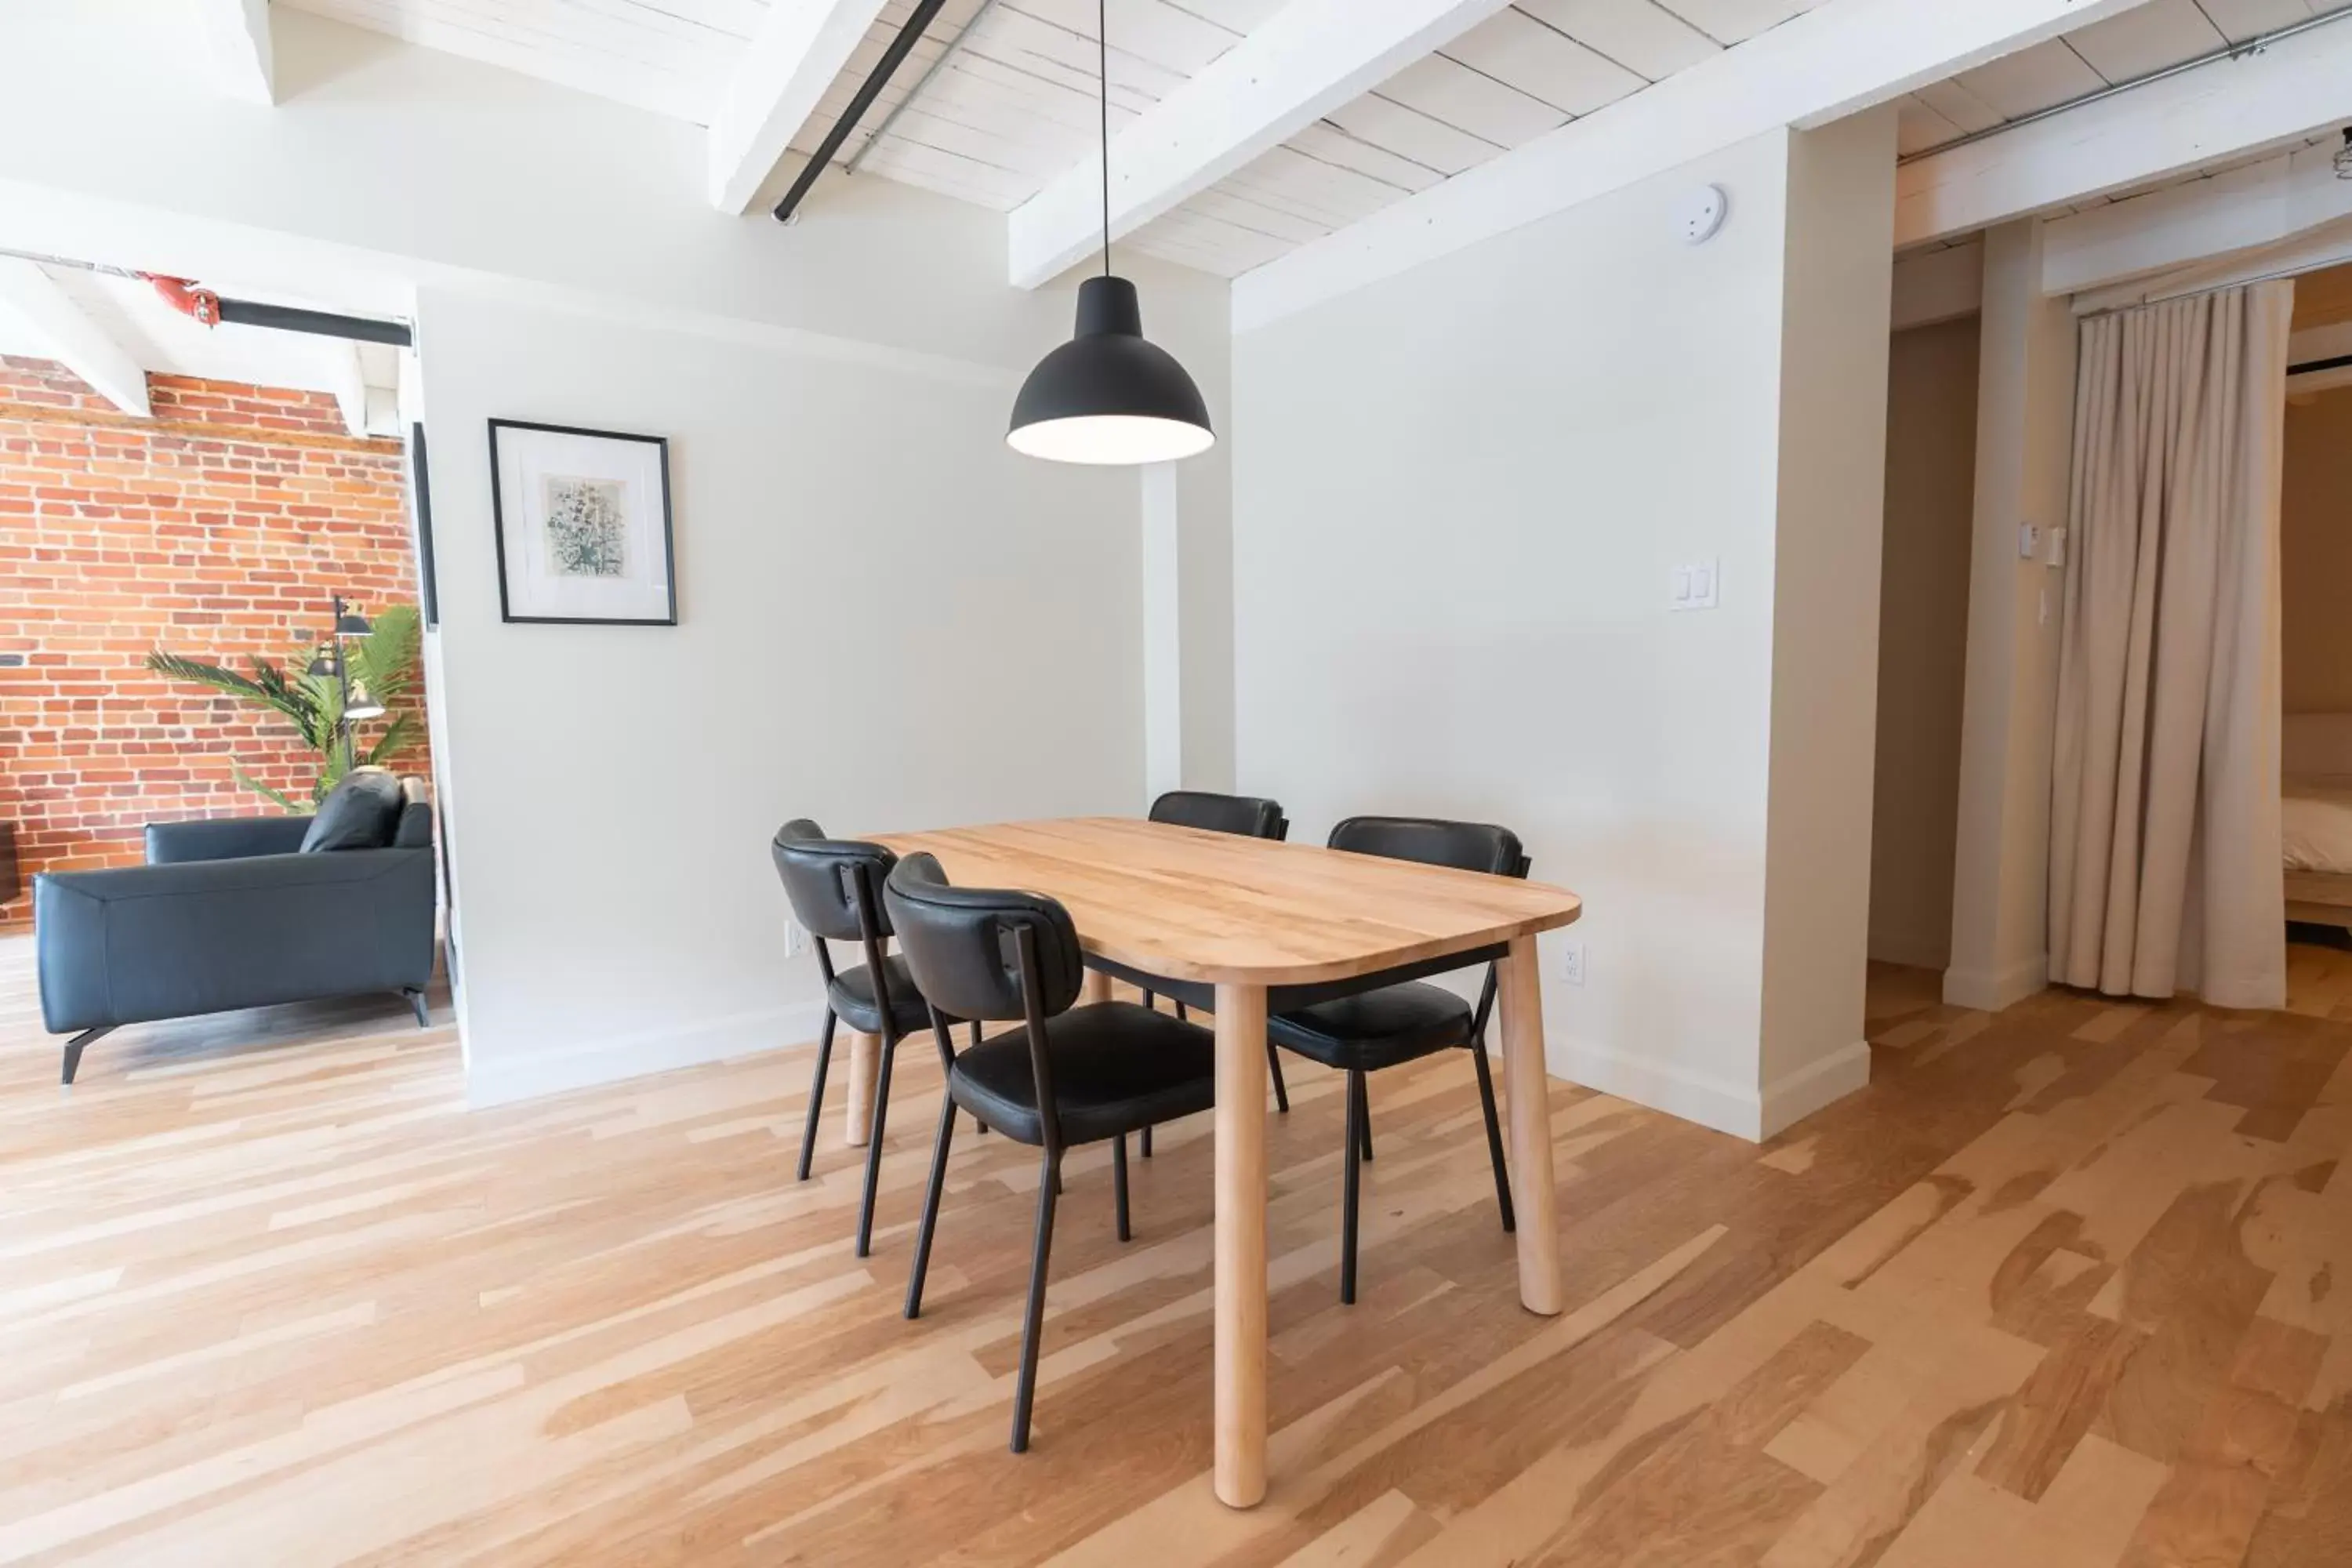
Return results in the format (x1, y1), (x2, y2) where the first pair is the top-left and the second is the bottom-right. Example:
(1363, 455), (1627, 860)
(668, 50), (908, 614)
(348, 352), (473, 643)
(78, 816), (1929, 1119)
(862, 815), (1584, 1508)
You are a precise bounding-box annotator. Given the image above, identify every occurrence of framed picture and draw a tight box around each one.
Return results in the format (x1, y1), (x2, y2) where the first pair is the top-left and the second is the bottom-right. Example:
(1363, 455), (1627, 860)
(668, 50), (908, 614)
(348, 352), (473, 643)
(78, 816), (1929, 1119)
(487, 419), (676, 626)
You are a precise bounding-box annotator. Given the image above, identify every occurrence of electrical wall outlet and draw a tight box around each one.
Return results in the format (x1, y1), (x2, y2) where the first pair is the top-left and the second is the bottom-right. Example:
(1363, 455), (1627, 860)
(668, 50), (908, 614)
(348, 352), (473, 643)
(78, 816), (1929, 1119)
(1559, 941), (1586, 986)
(782, 920), (807, 959)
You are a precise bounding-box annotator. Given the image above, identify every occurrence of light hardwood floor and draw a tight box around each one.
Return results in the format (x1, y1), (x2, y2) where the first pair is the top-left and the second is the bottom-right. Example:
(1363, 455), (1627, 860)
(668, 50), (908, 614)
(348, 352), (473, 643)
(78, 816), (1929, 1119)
(6, 935), (2352, 1565)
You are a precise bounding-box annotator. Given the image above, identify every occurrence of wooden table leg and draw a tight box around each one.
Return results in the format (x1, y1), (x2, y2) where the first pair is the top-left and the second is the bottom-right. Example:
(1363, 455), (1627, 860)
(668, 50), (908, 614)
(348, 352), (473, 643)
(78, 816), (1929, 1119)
(844, 1029), (878, 1148)
(1498, 935), (1563, 1315)
(1080, 967), (1112, 1006)
(1212, 981), (1269, 1507)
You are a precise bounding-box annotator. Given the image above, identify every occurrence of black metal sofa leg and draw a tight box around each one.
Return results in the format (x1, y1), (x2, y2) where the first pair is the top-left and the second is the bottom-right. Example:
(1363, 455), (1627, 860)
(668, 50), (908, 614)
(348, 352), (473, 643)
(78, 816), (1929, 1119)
(1011, 1150), (1062, 1452)
(61, 1026), (112, 1087)
(796, 1010), (839, 1182)
(1472, 1044), (1516, 1233)
(400, 987), (430, 1028)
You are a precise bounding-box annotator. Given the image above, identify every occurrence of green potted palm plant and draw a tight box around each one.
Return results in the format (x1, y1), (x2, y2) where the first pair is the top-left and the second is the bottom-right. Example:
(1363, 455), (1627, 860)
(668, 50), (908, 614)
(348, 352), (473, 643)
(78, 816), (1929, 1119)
(146, 602), (423, 812)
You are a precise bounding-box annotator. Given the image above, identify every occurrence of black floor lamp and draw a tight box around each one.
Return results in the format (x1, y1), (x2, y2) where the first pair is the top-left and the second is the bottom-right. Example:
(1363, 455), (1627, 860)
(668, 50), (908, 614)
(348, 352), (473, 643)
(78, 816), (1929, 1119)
(307, 595), (383, 774)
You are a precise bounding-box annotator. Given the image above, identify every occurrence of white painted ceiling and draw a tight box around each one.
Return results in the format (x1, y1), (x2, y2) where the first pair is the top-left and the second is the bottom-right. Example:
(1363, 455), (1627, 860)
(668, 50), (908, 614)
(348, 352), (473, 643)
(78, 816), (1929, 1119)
(0, 265), (402, 430)
(279, 0), (2352, 279)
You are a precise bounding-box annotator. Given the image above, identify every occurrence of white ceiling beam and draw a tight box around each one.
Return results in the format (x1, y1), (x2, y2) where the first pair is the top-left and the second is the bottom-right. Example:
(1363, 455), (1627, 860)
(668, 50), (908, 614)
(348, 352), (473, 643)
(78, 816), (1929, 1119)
(1895, 12), (2352, 250)
(0, 260), (151, 417)
(1892, 238), (1985, 331)
(2042, 140), (2352, 297)
(1232, 0), (2155, 332)
(1007, 0), (1519, 290)
(707, 0), (896, 216)
(194, 0), (275, 106)
(2071, 212), (2352, 314)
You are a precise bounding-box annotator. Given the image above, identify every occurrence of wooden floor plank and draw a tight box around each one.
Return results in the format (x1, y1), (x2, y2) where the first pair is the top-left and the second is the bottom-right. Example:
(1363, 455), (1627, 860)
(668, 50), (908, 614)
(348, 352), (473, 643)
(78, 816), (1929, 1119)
(10, 942), (2352, 1563)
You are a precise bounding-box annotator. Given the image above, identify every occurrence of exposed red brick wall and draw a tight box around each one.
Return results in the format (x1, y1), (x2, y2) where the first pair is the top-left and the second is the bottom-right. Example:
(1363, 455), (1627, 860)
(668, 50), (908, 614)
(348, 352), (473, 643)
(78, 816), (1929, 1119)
(0, 356), (429, 927)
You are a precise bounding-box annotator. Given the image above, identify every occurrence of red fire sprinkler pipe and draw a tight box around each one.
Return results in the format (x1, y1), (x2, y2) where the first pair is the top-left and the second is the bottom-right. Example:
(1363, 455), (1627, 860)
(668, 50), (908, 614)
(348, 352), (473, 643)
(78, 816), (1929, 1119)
(141, 274), (222, 326)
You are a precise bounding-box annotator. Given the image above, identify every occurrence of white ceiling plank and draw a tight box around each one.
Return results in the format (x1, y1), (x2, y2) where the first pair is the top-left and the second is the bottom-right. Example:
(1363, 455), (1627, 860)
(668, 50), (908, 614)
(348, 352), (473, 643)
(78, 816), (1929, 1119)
(1650, 0), (1817, 46)
(999, 0), (1242, 74)
(1007, 0), (1519, 287)
(2042, 140), (2352, 293)
(2060, 0), (2226, 81)
(1948, 36), (2110, 115)
(1896, 94), (1965, 156)
(194, 0), (277, 104)
(1381, 53), (1569, 146)
(1441, 9), (1646, 114)
(1910, 75), (2005, 135)
(1322, 92), (1504, 174)
(1233, 0), (2159, 332)
(1514, 0), (1719, 81)
(0, 261), (152, 417)
(708, 0), (897, 212)
(1896, 10), (2352, 249)
(2196, 0), (2319, 42)
(1286, 121), (1448, 192)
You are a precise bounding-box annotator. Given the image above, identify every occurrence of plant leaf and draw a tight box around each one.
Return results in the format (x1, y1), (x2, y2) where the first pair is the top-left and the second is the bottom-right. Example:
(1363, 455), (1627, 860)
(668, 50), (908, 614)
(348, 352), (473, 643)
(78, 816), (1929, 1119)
(361, 711), (419, 768)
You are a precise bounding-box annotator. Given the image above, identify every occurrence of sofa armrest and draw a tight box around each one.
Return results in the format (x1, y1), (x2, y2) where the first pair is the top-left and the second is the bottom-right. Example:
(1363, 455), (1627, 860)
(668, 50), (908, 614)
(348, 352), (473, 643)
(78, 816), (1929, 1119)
(146, 815), (314, 864)
(34, 848), (436, 1034)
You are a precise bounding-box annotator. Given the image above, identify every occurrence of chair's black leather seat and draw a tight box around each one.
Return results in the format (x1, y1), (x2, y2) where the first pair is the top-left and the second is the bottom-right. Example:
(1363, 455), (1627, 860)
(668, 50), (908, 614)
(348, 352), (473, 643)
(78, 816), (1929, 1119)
(949, 1001), (1216, 1146)
(829, 954), (932, 1037)
(1269, 980), (1472, 1072)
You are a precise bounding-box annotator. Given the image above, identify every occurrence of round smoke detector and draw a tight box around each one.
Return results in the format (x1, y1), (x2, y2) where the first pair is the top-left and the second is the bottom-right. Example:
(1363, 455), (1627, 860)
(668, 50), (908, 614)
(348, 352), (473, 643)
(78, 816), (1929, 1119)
(1675, 184), (1729, 245)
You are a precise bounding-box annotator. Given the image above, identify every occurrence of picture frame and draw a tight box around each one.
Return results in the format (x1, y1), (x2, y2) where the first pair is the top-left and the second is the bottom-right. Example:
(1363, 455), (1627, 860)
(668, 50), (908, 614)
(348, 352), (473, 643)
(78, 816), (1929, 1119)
(487, 419), (677, 626)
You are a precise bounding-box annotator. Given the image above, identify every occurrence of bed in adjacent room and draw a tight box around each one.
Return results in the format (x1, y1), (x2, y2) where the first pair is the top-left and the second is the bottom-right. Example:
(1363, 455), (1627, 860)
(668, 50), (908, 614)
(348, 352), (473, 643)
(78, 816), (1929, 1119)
(2285, 713), (2352, 931)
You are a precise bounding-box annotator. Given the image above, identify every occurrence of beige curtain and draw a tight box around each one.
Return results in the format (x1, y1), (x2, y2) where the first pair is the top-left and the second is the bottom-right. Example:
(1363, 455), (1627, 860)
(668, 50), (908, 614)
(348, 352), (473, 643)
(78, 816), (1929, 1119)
(2049, 281), (2291, 1008)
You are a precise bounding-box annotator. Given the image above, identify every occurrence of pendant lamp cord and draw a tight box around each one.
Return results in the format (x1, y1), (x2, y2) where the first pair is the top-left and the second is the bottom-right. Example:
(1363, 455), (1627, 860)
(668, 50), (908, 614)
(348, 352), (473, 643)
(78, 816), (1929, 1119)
(1099, 0), (1110, 278)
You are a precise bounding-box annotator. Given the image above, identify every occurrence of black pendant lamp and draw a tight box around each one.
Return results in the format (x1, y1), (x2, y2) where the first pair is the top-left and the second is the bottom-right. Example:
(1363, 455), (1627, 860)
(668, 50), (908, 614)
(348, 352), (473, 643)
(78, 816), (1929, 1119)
(1007, 0), (1214, 466)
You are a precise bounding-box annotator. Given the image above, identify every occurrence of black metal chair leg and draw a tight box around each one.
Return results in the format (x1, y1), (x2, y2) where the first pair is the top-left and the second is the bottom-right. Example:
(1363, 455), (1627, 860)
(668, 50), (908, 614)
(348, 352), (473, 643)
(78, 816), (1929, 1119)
(1472, 1043), (1516, 1233)
(1354, 1071), (1374, 1162)
(1174, 1000), (1188, 1022)
(1267, 1042), (1290, 1113)
(1140, 1124), (1152, 1158)
(854, 1027), (901, 1258)
(1141, 988), (1156, 1012)
(969, 1020), (988, 1134)
(60, 1026), (111, 1087)
(904, 1093), (958, 1319)
(1011, 1151), (1062, 1453)
(1113, 1134), (1131, 1241)
(1341, 1068), (1363, 1305)
(796, 1010), (839, 1182)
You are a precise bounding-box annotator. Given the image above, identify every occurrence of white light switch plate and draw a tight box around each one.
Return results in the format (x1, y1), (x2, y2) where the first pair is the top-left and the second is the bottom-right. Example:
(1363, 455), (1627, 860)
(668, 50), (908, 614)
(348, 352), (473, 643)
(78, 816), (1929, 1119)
(1671, 558), (1719, 612)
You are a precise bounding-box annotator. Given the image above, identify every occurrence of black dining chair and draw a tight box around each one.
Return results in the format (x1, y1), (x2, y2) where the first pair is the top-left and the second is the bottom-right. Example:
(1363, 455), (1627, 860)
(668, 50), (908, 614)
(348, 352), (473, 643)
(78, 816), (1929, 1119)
(1136, 789), (1290, 1156)
(1270, 816), (1527, 1305)
(886, 851), (1216, 1454)
(771, 818), (975, 1258)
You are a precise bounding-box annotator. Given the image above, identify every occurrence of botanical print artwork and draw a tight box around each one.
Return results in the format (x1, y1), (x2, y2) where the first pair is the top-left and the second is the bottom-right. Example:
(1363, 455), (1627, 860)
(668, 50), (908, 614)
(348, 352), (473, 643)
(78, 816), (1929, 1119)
(543, 476), (627, 578)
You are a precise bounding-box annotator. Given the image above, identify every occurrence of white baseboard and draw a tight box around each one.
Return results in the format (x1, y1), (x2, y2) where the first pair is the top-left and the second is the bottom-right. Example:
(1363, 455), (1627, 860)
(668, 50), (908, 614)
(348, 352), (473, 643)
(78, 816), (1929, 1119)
(1942, 953), (2046, 1012)
(465, 1001), (829, 1109)
(1759, 1039), (1872, 1140)
(1548, 1033), (1871, 1144)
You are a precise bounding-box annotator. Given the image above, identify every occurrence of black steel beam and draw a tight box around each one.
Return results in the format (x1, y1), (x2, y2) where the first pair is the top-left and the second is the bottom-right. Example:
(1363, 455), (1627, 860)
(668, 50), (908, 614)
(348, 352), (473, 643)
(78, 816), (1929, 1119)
(214, 298), (413, 347)
(771, 0), (951, 225)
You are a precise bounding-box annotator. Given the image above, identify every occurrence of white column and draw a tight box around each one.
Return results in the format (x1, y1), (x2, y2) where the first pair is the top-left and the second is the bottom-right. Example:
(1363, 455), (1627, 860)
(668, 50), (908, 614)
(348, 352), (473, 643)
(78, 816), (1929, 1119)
(1944, 218), (2076, 1011)
(1142, 462), (1183, 805)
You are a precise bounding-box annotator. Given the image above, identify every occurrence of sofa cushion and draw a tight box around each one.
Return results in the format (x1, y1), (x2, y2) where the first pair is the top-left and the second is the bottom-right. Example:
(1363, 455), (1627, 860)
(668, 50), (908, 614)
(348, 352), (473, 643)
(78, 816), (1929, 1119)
(300, 768), (405, 852)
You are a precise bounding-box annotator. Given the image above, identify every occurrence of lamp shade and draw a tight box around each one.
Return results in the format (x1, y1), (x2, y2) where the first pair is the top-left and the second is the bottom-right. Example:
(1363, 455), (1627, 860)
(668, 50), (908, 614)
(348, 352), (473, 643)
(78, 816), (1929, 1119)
(335, 610), (372, 636)
(1007, 277), (1214, 466)
(345, 683), (387, 721)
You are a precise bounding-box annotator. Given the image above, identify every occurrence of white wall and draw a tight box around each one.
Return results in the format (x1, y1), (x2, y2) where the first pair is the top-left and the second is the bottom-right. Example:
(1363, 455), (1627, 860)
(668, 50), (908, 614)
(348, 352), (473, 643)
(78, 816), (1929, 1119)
(1945, 220), (2075, 1011)
(1232, 117), (1893, 1141)
(0, 0), (1236, 1102)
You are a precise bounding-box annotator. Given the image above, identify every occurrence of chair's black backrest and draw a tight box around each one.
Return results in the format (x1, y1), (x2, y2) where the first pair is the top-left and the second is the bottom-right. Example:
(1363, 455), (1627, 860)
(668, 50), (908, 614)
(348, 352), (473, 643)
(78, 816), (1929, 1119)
(1149, 789), (1286, 841)
(771, 818), (897, 942)
(884, 853), (1084, 1024)
(1328, 816), (1530, 880)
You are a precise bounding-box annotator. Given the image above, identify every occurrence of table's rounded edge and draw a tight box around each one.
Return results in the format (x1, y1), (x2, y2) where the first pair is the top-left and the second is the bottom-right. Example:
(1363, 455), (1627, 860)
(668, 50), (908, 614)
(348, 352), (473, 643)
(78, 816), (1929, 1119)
(1085, 895), (1584, 988)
